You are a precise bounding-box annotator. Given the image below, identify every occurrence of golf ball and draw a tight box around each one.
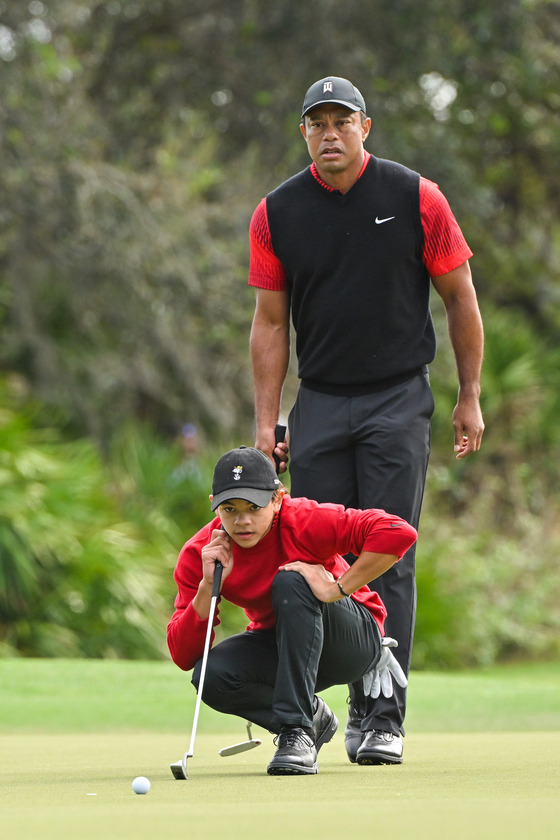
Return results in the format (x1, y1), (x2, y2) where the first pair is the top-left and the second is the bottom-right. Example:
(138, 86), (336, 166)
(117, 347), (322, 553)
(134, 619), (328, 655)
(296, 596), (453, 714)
(132, 776), (151, 795)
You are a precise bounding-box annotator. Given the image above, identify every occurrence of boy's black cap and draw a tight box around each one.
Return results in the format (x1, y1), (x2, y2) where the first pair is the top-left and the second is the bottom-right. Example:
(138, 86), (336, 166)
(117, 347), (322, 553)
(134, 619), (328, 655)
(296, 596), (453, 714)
(301, 76), (366, 118)
(211, 446), (280, 511)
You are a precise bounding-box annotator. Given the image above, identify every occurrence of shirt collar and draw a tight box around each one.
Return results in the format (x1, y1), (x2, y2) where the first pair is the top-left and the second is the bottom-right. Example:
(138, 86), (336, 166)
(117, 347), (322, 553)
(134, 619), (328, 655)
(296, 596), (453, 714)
(310, 151), (371, 193)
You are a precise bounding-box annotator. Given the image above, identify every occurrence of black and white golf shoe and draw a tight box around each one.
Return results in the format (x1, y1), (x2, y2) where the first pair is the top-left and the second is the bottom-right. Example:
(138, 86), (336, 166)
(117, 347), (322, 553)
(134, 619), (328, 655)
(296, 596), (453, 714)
(267, 727), (318, 775)
(312, 696), (339, 753)
(356, 729), (403, 765)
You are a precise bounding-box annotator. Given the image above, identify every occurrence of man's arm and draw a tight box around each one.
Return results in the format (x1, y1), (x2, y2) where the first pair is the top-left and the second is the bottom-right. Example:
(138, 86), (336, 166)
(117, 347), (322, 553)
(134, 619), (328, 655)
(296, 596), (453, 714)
(431, 260), (485, 459)
(250, 287), (291, 467)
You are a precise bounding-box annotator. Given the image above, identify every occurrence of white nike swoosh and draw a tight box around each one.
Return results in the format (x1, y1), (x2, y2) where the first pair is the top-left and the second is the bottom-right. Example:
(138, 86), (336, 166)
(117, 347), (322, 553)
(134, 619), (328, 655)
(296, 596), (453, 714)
(375, 215), (396, 224)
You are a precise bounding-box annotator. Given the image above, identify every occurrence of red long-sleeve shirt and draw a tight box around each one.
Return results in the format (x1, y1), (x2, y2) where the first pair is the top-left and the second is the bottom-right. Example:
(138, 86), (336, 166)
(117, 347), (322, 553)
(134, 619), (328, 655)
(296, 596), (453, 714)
(167, 495), (417, 671)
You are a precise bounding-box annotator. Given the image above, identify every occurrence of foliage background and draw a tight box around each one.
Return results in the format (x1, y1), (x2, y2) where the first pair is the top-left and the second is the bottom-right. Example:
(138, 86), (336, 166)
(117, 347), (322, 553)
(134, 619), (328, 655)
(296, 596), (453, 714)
(1, 0), (559, 666)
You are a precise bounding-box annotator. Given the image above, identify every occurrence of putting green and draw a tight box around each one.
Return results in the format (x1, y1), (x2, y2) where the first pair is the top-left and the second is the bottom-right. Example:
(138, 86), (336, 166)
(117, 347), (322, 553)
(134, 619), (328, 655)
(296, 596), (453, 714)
(2, 730), (559, 839)
(1, 659), (559, 839)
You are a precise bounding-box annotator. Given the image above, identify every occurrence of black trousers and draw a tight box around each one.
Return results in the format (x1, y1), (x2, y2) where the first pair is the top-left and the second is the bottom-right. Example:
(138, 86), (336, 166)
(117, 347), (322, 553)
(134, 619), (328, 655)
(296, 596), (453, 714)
(192, 571), (381, 733)
(288, 371), (434, 735)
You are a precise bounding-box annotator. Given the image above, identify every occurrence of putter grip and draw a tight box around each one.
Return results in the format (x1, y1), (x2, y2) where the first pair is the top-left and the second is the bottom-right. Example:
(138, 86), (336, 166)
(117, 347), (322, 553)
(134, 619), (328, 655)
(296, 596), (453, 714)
(212, 560), (223, 599)
(273, 424), (286, 473)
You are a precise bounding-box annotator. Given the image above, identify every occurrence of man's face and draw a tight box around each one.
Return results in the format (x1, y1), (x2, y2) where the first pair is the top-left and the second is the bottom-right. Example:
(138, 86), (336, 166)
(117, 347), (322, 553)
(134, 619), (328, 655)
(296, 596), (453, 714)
(300, 104), (371, 177)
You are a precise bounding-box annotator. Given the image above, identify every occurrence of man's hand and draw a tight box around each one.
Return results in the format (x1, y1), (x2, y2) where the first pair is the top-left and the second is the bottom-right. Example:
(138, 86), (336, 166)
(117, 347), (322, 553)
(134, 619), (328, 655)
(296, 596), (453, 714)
(453, 394), (484, 459)
(255, 427), (290, 474)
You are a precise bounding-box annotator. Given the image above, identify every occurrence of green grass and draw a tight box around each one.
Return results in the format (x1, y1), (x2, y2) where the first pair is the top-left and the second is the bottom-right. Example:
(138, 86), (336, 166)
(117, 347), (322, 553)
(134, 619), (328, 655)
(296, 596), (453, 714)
(1, 659), (560, 839)
(1, 657), (559, 733)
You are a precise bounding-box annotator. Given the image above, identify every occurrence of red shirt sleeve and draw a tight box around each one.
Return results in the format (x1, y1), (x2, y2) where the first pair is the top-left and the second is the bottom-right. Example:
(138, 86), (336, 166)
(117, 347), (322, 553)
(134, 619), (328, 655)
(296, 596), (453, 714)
(276, 497), (416, 569)
(248, 198), (288, 291)
(167, 522), (223, 671)
(289, 500), (418, 562)
(420, 177), (473, 277)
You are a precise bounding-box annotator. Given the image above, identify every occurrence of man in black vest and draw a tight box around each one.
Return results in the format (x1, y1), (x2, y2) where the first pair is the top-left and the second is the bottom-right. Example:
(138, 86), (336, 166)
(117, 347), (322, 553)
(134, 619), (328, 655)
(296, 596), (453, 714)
(249, 76), (484, 765)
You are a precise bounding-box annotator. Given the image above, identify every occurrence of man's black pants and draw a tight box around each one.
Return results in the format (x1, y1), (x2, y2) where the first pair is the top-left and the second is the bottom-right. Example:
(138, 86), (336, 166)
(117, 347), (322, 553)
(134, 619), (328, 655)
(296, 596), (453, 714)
(288, 370), (434, 736)
(193, 571), (381, 733)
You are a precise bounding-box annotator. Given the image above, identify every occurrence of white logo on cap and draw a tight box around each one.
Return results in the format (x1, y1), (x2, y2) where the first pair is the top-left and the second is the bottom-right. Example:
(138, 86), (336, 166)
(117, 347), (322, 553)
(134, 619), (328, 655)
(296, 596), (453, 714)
(233, 466), (243, 481)
(323, 82), (333, 93)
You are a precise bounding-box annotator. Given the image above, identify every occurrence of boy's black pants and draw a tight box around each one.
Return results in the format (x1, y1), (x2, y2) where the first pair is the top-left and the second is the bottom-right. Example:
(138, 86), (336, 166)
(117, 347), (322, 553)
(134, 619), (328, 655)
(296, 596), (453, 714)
(192, 570), (380, 732)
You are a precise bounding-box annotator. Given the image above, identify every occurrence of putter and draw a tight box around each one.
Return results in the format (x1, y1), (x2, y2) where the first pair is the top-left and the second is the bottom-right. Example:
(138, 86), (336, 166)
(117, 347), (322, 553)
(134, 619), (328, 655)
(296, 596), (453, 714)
(219, 721), (262, 757)
(170, 558), (224, 780)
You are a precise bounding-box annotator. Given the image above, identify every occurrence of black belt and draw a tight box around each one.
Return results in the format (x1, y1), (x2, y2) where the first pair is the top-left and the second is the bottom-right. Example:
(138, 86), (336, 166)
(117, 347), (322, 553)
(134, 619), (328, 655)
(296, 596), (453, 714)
(301, 366), (427, 397)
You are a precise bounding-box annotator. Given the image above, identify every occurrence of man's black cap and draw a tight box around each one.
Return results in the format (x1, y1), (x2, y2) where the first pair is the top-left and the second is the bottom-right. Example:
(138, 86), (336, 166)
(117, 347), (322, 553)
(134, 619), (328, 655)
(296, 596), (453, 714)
(211, 446), (280, 511)
(301, 76), (366, 119)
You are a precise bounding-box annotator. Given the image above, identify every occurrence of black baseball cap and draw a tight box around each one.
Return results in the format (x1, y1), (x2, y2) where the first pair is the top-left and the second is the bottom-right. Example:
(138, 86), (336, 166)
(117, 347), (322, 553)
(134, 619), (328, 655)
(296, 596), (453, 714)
(301, 76), (367, 119)
(211, 446), (280, 511)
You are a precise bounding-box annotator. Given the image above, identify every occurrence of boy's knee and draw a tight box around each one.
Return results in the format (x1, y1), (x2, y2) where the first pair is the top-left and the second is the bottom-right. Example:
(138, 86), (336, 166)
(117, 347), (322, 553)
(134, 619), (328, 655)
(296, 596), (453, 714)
(272, 569), (314, 608)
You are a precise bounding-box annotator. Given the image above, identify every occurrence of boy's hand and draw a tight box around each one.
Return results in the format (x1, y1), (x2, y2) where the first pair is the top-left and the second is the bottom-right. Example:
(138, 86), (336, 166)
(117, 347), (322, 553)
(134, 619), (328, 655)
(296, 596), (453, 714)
(279, 561), (339, 602)
(201, 529), (233, 588)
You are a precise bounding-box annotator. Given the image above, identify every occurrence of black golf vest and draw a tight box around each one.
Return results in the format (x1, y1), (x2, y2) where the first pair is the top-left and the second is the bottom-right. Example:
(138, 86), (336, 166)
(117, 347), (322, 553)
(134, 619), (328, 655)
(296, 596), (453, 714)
(265, 156), (435, 393)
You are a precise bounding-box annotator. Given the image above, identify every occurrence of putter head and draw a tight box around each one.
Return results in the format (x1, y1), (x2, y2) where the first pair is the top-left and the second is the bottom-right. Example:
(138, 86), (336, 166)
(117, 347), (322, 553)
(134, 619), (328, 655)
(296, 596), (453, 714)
(170, 753), (189, 780)
(219, 738), (262, 757)
(219, 722), (262, 757)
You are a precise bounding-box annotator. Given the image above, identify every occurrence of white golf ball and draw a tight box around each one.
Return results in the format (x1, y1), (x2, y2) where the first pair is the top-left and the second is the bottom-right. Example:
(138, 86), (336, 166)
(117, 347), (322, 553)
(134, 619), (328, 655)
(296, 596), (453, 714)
(132, 776), (151, 795)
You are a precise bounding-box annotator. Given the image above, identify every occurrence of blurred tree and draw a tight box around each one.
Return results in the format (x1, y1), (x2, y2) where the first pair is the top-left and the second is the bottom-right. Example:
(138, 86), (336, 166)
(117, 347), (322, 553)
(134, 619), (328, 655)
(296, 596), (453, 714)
(1, 0), (257, 443)
(1, 0), (560, 443)
(0, 375), (173, 658)
(2, 0), (560, 665)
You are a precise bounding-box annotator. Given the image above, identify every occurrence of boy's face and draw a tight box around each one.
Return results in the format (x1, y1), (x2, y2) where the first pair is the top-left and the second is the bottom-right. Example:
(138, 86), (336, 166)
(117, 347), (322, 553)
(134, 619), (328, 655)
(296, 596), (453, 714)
(216, 493), (284, 549)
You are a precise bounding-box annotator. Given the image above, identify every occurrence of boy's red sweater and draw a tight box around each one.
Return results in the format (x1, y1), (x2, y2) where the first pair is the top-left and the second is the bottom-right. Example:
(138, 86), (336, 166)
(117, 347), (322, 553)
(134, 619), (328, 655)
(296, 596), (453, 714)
(167, 495), (417, 671)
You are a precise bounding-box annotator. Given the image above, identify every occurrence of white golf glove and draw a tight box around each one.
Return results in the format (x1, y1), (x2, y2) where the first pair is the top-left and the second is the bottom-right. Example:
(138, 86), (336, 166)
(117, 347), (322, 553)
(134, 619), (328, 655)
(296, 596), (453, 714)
(362, 637), (408, 699)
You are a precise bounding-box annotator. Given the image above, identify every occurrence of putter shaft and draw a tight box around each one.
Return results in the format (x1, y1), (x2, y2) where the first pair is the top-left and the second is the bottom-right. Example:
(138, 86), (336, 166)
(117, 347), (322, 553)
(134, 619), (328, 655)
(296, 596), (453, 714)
(170, 561), (223, 779)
